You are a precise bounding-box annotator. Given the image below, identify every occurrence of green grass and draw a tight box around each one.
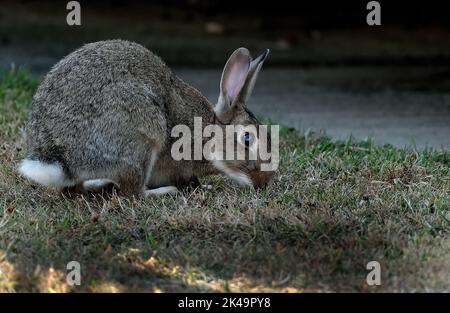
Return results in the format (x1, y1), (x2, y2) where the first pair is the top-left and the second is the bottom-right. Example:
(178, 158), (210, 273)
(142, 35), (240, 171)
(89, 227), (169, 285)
(0, 68), (449, 292)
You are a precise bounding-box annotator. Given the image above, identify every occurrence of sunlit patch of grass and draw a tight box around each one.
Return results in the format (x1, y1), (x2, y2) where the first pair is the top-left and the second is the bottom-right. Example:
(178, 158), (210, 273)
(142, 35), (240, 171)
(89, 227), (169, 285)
(0, 251), (17, 292)
(0, 69), (449, 292)
(36, 267), (70, 293)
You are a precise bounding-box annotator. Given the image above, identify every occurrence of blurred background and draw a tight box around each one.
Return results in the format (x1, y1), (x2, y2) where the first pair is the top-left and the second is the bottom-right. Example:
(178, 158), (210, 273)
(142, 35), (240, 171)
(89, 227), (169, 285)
(1, 0), (449, 149)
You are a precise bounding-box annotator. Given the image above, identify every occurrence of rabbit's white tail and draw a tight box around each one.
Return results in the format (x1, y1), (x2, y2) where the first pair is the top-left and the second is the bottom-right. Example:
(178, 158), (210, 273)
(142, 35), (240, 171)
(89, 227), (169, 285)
(18, 159), (72, 187)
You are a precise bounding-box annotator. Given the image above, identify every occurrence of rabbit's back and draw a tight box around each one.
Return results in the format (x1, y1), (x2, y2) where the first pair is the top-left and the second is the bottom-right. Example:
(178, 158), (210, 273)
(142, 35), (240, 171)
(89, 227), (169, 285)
(24, 40), (172, 182)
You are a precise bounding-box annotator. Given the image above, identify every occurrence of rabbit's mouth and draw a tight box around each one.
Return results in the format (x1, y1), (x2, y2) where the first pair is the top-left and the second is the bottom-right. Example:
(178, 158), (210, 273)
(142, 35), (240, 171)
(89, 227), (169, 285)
(211, 159), (274, 189)
(212, 160), (253, 187)
(249, 170), (274, 189)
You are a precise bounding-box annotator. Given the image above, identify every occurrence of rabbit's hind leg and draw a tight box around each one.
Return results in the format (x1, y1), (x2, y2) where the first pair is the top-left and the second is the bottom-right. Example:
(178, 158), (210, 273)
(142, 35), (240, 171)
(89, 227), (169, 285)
(60, 179), (119, 197)
(83, 179), (118, 194)
(144, 186), (178, 196)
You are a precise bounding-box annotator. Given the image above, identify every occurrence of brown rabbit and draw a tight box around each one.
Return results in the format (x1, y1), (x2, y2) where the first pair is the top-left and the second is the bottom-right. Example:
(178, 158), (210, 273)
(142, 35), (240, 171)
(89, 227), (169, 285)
(18, 40), (274, 196)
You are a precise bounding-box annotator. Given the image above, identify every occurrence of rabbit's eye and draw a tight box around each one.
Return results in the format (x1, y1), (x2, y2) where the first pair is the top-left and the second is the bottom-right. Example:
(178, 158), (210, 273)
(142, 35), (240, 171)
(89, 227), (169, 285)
(242, 132), (254, 145)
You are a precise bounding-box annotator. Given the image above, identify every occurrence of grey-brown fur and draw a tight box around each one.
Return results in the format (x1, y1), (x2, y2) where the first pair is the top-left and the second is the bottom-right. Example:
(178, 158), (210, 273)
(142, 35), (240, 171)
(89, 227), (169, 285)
(20, 40), (273, 196)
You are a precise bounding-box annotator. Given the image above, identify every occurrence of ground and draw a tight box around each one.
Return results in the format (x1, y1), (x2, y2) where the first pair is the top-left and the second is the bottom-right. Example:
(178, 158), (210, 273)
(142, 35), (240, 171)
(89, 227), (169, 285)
(0, 69), (449, 292)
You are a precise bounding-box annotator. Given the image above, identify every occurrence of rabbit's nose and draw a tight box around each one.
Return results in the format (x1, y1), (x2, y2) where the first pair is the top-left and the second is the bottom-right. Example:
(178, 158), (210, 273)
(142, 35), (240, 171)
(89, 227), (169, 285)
(249, 170), (273, 189)
(255, 182), (268, 190)
(253, 180), (268, 189)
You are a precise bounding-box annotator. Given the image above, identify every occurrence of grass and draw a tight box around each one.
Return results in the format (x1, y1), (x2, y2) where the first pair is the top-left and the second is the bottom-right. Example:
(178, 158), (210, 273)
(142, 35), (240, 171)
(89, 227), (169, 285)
(0, 68), (449, 292)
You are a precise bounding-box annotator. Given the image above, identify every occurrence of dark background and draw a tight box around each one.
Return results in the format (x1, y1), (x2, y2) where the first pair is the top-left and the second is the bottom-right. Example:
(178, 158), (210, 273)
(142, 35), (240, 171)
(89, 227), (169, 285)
(2, 0), (450, 69)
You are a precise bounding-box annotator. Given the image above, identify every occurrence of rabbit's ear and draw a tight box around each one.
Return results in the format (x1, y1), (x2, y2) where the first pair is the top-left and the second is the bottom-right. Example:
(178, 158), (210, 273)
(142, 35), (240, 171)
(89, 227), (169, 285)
(239, 49), (269, 103)
(220, 47), (251, 103)
(216, 48), (269, 123)
(216, 48), (251, 121)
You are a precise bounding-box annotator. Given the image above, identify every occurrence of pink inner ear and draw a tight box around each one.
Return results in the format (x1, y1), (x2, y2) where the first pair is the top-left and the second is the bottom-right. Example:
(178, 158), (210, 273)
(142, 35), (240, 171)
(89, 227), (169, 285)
(224, 55), (249, 101)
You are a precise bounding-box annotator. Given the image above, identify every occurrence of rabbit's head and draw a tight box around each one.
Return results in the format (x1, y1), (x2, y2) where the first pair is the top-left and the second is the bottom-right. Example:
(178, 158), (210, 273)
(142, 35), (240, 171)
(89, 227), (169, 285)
(211, 47), (275, 188)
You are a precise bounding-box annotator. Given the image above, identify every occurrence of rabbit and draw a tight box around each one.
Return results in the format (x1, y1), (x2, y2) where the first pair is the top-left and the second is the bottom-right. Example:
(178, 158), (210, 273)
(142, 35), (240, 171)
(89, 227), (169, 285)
(18, 40), (274, 197)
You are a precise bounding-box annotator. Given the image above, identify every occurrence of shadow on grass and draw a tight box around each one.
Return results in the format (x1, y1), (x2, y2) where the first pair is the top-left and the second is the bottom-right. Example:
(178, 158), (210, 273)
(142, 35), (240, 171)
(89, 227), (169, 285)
(1, 188), (395, 292)
(0, 191), (209, 292)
